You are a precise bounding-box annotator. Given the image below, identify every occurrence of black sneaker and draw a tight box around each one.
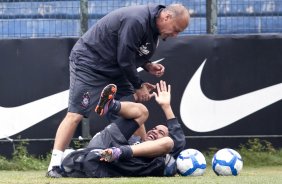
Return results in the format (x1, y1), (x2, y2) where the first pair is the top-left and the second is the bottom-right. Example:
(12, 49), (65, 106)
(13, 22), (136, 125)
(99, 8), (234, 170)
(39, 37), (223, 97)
(95, 84), (117, 116)
(46, 166), (65, 178)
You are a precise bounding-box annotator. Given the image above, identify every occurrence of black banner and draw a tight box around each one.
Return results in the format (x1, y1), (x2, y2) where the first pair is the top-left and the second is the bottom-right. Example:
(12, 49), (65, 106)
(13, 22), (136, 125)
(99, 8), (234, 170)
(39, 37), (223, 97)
(0, 35), (281, 157)
(145, 35), (282, 149)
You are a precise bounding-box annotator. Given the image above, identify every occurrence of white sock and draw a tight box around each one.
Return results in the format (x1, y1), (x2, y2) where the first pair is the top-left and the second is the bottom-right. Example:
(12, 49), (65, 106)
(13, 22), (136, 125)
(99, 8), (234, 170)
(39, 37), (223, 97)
(48, 149), (64, 171)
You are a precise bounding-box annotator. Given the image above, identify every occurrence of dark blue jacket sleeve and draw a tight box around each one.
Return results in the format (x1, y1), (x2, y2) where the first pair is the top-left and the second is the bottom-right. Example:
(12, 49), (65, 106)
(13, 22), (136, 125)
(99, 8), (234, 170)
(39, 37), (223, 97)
(117, 18), (145, 89)
(166, 118), (186, 159)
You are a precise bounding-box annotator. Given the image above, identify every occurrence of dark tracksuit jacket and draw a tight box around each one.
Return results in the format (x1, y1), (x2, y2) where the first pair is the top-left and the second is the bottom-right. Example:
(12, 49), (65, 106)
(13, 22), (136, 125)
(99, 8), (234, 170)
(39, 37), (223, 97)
(72, 4), (164, 89)
(62, 118), (186, 177)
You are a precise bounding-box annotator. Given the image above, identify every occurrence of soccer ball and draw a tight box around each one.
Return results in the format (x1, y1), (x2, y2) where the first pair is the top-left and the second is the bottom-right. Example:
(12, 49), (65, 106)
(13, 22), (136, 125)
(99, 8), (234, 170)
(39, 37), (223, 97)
(212, 148), (243, 176)
(176, 148), (206, 176)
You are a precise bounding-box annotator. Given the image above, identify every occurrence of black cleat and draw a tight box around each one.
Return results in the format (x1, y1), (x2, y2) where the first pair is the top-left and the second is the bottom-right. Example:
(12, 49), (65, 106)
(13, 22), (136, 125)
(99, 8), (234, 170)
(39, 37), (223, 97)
(95, 84), (117, 116)
(46, 166), (65, 178)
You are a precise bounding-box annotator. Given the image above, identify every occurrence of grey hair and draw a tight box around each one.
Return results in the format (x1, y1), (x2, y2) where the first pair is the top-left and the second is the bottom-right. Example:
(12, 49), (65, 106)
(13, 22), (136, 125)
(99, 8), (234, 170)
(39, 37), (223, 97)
(163, 4), (189, 18)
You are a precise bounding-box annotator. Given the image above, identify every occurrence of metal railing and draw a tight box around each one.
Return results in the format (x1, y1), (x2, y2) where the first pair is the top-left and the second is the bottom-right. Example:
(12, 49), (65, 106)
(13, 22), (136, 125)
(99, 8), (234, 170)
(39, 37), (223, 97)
(0, 0), (282, 35)
(1, 0), (282, 38)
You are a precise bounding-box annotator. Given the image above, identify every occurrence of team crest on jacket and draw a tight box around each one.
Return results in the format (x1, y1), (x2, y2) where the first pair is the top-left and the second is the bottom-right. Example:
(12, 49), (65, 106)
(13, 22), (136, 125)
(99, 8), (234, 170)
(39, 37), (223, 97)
(138, 42), (150, 56)
(81, 92), (90, 108)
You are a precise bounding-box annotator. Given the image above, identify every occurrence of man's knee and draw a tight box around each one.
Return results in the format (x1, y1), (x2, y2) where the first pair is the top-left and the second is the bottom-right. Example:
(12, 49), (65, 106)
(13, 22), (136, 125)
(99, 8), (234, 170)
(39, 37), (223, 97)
(65, 112), (83, 124)
(139, 103), (149, 118)
(136, 103), (149, 124)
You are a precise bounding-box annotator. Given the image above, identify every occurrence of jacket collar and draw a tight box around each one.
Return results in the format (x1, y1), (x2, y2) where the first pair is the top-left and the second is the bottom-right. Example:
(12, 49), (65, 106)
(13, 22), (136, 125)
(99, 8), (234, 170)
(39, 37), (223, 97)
(148, 5), (166, 35)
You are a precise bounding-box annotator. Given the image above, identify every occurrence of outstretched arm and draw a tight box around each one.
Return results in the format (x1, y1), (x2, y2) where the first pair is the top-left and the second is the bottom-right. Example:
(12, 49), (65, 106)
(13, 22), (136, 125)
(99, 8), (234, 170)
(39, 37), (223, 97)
(154, 80), (185, 158)
(100, 136), (174, 162)
(130, 136), (174, 157)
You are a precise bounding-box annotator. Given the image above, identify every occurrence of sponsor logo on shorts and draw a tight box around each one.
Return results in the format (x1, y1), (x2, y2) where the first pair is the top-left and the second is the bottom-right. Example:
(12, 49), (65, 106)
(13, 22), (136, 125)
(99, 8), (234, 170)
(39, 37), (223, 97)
(81, 92), (90, 108)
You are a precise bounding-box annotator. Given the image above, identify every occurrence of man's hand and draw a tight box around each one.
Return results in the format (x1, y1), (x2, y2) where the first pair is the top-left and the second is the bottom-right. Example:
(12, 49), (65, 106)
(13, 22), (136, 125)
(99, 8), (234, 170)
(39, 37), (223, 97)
(135, 82), (155, 102)
(100, 147), (121, 162)
(153, 80), (171, 107)
(145, 63), (165, 77)
(153, 80), (175, 120)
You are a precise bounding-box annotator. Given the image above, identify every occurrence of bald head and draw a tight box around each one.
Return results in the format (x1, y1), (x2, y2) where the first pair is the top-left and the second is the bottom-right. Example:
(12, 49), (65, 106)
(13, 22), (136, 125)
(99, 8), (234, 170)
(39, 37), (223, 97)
(164, 4), (190, 25)
(156, 4), (190, 40)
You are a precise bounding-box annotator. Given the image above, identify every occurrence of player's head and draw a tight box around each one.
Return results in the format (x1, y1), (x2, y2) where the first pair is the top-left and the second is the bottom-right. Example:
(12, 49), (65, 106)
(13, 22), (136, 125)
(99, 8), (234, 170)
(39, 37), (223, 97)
(156, 4), (190, 41)
(144, 125), (169, 141)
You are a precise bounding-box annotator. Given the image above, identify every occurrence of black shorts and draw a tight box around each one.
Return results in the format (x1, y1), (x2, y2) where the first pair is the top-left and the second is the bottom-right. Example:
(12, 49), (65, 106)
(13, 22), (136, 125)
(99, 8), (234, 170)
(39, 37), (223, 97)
(68, 52), (134, 117)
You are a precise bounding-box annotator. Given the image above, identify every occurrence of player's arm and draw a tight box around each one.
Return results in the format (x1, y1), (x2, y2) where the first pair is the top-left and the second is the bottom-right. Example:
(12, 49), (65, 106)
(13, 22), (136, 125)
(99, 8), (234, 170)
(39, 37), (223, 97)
(130, 136), (174, 157)
(167, 118), (186, 158)
(153, 80), (175, 120)
(100, 136), (174, 162)
(153, 80), (185, 158)
(117, 18), (144, 90)
(117, 18), (155, 102)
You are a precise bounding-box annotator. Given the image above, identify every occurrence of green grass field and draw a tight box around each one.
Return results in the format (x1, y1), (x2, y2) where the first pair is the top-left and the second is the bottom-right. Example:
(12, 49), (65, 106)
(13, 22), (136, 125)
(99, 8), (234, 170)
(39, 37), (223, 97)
(0, 166), (282, 184)
(1, 139), (281, 183)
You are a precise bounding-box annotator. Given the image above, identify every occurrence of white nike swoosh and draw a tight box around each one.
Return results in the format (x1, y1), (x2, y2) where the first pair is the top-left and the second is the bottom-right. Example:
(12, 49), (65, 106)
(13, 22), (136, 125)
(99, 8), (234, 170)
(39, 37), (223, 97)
(180, 59), (282, 132)
(0, 58), (165, 139)
(0, 90), (69, 139)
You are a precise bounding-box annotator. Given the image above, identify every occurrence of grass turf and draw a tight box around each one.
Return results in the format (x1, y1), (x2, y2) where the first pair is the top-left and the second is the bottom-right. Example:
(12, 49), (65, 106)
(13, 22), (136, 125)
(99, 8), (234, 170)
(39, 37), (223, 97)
(0, 166), (281, 184)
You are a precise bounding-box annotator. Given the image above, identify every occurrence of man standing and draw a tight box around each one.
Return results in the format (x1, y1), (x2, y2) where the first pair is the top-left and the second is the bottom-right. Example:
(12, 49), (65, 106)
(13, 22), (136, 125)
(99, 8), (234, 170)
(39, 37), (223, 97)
(47, 3), (190, 177)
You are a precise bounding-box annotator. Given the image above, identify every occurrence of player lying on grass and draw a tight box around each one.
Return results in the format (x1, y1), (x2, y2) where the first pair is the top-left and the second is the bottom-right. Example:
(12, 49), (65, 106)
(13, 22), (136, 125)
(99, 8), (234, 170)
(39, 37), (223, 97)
(59, 80), (185, 177)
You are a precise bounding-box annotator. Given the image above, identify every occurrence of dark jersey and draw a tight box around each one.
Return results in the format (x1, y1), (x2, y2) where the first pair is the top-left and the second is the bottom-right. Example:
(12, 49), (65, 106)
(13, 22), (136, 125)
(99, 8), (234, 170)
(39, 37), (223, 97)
(72, 5), (164, 89)
(128, 118), (186, 159)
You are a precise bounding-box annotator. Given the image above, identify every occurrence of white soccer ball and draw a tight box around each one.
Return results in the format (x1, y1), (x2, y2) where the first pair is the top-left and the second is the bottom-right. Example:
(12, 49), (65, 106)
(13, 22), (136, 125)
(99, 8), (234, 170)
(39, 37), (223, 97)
(176, 148), (206, 176)
(212, 148), (243, 176)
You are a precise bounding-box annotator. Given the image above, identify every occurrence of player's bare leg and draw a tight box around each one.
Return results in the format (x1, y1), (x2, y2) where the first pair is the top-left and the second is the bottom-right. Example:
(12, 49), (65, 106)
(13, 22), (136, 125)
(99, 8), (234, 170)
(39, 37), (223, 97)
(47, 112), (83, 178)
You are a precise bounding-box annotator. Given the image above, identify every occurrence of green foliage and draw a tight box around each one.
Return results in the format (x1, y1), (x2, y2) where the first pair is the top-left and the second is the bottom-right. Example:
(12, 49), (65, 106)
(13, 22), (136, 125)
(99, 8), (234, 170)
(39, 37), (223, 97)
(203, 138), (282, 167)
(240, 138), (276, 153)
(0, 141), (48, 171)
(0, 156), (18, 170)
(239, 138), (282, 166)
